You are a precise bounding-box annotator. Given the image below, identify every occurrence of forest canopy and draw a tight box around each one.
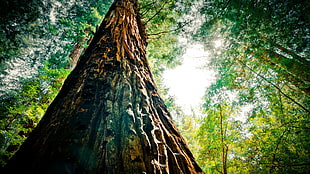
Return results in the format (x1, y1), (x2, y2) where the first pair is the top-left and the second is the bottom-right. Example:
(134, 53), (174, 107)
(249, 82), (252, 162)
(0, 0), (309, 173)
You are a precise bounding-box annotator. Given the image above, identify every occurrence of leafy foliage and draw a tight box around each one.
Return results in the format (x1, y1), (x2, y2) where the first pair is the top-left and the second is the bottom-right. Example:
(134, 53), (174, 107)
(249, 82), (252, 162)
(0, 0), (113, 167)
(0, 66), (70, 166)
(2, 0), (309, 173)
(190, 0), (310, 173)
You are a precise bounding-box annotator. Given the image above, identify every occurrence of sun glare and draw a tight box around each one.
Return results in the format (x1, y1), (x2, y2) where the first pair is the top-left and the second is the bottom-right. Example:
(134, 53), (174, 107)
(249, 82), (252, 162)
(163, 44), (216, 115)
(214, 39), (223, 48)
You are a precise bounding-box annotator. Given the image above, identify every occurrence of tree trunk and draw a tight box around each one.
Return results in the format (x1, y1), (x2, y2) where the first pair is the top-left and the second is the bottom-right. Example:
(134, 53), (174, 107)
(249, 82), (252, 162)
(219, 104), (227, 174)
(3, 0), (203, 173)
(66, 27), (92, 70)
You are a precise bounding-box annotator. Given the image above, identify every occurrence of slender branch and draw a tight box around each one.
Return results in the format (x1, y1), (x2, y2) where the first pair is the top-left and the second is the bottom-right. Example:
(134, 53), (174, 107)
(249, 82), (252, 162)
(248, 43), (310, 94)
(277, 87), (285, 118)
(148, 20), (192, 38)
(145, 0), (171, 24)
(219, 104), (227, 174)
(266, 49), (310, 84)
(270, 128), (288, 172)
(140, 1), (157, 16)
(222, 0), (232, 12)
(273, 43), (310, 65)
(237, 59), (310, 114)
(215, 166), (223, 174)
(148, 29), (176, 37)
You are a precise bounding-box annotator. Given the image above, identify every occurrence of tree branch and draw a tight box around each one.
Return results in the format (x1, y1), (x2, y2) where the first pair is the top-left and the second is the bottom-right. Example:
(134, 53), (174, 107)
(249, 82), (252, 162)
(148, 20), (192, 38)
(144, 0), (171, 24)
(270, 128), (288, 172)
(141, 1), (157, 16)
(237, 59), (310, 114)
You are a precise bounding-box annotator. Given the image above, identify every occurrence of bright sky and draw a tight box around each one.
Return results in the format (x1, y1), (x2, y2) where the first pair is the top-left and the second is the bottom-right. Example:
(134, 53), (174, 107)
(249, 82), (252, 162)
(163, 44), (216, 115)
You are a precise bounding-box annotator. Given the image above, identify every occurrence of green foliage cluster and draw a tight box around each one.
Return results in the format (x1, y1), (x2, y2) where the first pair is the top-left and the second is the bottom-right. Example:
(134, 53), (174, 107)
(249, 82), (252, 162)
(0, 0), (113, 167)
(0, 66), (70, 166)
(180, 0), (310, 173)
(0, 0), (42, 62)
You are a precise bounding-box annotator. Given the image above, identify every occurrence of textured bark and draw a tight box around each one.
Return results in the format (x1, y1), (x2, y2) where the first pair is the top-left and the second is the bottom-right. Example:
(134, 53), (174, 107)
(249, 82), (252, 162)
(4, 0), (204, 173)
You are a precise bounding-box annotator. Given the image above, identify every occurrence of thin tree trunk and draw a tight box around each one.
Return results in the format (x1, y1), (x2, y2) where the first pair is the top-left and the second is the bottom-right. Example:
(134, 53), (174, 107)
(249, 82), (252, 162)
(3, 0), (203, 173)
(219, 104), (227, 174)
(66, 27), (92, 70)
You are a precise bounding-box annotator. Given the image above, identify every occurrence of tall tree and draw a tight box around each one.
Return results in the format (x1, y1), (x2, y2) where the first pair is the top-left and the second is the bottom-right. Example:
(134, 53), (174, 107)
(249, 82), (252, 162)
(3, 0), (203, 173)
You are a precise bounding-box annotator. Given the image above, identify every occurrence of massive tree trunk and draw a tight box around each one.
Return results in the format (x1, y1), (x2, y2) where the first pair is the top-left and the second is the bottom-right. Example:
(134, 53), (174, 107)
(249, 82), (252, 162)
(3, 0), (203, 173)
